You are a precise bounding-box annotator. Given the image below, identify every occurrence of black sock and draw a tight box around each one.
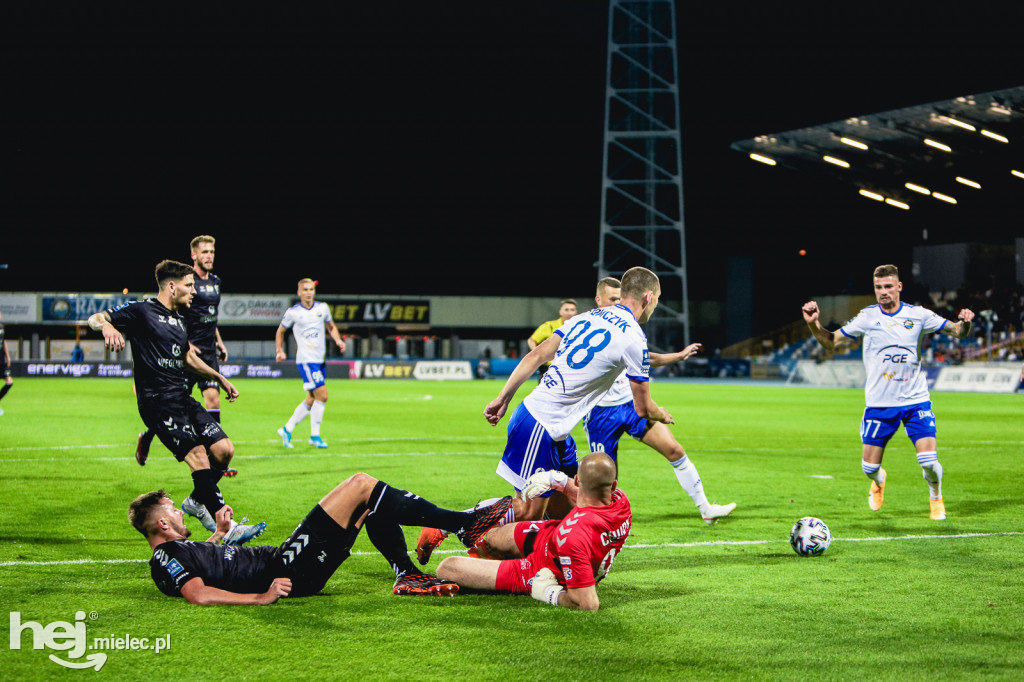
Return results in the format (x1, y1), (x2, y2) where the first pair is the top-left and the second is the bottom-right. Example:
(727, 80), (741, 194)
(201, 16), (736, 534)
(367, 481), (472, 535)
(190, 468), (225, 514)
(209, 459), (228, 485)
(364, 516), (418, 577)
(0, 384), (11, 402)
(140, 429), (154, 445)
(208, 409), (221, 423)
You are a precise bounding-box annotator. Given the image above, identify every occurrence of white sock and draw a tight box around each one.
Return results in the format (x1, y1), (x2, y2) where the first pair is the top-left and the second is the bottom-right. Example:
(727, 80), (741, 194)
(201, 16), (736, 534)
(862, 460), (885, 484)
(286, 402), (311, 432)
(310, 400), (326, 437)
(917, 451), (943, 499)
(670, 456), (710, 513)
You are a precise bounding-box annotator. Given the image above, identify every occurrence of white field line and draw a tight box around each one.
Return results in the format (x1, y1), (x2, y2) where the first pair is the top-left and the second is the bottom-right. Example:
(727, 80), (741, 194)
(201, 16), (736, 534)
(3, 531), (1021, 568)
(0, 450), (496, 464)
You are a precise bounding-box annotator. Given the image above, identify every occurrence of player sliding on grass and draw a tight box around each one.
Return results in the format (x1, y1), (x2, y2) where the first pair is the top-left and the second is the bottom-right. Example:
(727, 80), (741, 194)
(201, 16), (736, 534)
(803, 264), (974, 521)
(435, 452), (630, 611)
(129, 476), (513, 603)
(89, 260), (265, 546)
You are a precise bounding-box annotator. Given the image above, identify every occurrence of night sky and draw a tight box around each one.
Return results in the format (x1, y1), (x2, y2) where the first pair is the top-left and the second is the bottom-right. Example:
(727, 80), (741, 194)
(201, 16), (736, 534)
(4, 3), (1022, 339)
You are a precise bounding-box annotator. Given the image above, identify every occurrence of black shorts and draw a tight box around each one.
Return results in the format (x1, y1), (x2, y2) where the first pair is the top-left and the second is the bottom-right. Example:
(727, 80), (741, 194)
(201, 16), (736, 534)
(138, 395), (228, 462)
(274, 505), (361, 597)
(188, 349), (220, 393)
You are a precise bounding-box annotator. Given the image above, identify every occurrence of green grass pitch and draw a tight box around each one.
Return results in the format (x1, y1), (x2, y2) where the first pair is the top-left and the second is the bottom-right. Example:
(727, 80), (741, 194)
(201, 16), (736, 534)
(2, 378), (1022, 680)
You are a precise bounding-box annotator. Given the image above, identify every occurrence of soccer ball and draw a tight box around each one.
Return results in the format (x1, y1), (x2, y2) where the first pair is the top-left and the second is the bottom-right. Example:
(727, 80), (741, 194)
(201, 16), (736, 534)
(789, 516), (832, 556)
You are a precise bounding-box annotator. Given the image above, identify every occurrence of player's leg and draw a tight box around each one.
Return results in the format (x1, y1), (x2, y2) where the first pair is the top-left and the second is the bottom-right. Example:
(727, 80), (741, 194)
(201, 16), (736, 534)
(904, 403), (944, 519)
(0, 372), (12, 413)
(435, 555), (502, 590)
(135, 428), (155, 466)
(308, 383), (328, 448)
(640, 421), (735, 524)
(495, 404), (565, 522)
(279, 365), (315, 446)
(202, 385), (221, 421)
(861, 407), (898, 511)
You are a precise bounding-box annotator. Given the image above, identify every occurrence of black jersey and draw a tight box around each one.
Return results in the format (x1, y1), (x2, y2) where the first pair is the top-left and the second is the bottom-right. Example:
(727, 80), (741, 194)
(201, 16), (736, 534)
(0, 322), (6, 367)
(186, 272), (221, 350)
(150, 539), (280, 598)
(106, 299), (190, 401)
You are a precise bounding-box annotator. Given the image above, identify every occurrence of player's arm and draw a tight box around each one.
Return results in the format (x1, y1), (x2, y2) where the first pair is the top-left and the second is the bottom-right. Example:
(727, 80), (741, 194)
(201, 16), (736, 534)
(215, 327), (228, 361)
(2, 339), (9, 365)
(650, 343), (702, 367)
(275, 324), (288, 361)
(202, 505), (233, 545)
(185, 349), (239, 402)
(87, 311), (126, 351)
(484, 334), (561, 425)
(564, 585), (600, 611)
(179, 576), (292, 606)
(945, 308), (975, 338)
(629, 379), (673, 425)
(325, 319), (346, 353)
(530, 568), (600, 611)
(801, 301), (853, 352)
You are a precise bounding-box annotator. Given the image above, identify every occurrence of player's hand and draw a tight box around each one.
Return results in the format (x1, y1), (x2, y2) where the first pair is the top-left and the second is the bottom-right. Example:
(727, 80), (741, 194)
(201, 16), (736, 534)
(530, 568), (564, 606)
(484, 398), (508, 426)
(958, 308), (975, 323)
(218, 342), (229, 362)
(336, 338), (347, 353)
(523, 470), (569, 499)
(275, 350), (286, 362)
(189, 342), (201, 355)
(101, 324), (126, 352)
(658, 407), (675, 425)
(259, 578), (292, 605)
(802, 301), (820, 324)
(678, 343), (702, 361)
(214, 505), (234, 534)
(221, 378), (239, 402)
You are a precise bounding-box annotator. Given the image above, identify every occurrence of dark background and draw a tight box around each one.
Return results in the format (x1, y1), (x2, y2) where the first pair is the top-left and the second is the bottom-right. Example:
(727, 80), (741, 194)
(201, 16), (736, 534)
(3, 3), (1022, 343)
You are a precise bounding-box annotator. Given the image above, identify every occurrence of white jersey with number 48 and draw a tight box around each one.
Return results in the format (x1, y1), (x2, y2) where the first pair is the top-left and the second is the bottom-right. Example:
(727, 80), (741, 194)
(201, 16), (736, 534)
(523, 304), (650, 440)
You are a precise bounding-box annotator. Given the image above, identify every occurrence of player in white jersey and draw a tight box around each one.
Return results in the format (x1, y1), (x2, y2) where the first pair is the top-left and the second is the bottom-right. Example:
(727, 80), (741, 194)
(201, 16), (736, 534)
(484, 266), (675, 521)
(275, 278), (346, 449)
(583, 277), (736, 525)
(803, 264), (974, 520)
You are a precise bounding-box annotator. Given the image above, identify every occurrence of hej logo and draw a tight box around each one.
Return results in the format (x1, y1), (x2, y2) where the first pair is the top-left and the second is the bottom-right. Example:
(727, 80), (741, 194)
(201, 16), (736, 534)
(9, 611), (106, 671)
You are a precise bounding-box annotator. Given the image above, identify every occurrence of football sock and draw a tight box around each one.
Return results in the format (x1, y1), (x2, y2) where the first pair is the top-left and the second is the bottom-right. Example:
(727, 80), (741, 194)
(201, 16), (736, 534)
(670, 456), (711, 512)
(368, 480), (470, 533)
(209, 458), (229, 485)
(208, 409), (221, 423)
(862, 460), (884, 483)
(310, 400), (326, 437)
(0, 384), (11, 401)
(286, 402), (311, 431)
(363, 515), (418, 577)
(917, 451), (943, 499)
(190, 468), (226, 515)
(139, 429), (155, 447)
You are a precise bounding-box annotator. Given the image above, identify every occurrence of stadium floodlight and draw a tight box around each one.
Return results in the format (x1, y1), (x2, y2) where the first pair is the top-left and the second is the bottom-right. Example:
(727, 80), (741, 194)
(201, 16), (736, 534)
(823, 155), (850, 168)
(940, 116), (976, 131)
(884, 198), (910, 210)
(980, 129), (1009, 143)
(858, 189), (884, 201)
(924, 139), (953, 152)
(749, 153), (776, 166)
(955, 177), (981, 189)
(905, 182), (930, 194)
(932, 191), (957, 204)
(840, 137), (869, 150)
(1012, 169), (1024, 179)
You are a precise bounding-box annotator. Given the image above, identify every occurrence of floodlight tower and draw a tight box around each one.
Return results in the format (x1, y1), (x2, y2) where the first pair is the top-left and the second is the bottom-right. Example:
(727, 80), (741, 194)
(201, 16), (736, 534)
(597, 0), (689, 349)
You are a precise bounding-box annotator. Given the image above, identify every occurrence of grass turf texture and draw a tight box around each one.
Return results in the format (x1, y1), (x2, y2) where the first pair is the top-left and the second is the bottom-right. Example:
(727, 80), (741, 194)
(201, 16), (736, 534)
(1, 378), (1021, 681)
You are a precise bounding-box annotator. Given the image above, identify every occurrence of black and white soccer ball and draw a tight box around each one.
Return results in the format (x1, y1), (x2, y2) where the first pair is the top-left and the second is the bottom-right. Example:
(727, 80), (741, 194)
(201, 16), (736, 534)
(789, 516), (832, 556)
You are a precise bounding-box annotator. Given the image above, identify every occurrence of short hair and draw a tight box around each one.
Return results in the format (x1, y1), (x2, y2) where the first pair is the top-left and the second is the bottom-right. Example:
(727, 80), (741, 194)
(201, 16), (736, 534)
(297, 278), (317, 288)
(154, 260), (195, 288)
(596, 277), (621, 296)
(620, 267), (660, 300)
(873, 264), (899, 280)
(128, 489), (167, 537)
(190, 235), (215, 250)
(560, 299), (578, 308)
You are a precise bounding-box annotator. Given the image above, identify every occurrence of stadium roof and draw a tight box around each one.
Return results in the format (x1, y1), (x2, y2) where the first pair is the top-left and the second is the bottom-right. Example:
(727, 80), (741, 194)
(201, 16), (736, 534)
(730, 85), (1024, 214)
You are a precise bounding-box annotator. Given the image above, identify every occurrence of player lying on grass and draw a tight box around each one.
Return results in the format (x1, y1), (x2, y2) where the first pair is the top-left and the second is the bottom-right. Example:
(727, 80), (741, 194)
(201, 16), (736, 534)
(129, 475), (512, 604)
(434, 452), (630, 612)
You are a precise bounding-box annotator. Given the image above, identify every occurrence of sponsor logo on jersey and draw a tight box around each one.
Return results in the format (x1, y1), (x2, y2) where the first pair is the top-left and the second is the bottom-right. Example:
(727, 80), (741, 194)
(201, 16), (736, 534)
(904, 320), (914, 329)
(165, 559), (184, 578)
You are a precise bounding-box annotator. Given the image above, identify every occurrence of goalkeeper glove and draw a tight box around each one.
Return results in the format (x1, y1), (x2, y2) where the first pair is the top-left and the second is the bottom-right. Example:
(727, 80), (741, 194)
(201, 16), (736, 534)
(530, 567), (565, 606)
(522, 470), (569, 500)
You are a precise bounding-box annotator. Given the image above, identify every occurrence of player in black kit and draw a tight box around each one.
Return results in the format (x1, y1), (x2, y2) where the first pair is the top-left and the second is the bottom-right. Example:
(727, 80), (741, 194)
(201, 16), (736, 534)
(0, 311), (12, 416)
(129, 473), (514, 603)
(89, 260), (265, 546)
(136, 236), (234, 472)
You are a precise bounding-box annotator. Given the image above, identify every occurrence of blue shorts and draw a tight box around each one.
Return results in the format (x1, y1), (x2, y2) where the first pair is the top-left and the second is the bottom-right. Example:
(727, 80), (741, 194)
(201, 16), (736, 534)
(861, 402), (937, 447)
(298, 363), (327, 391)
(582, 402), (648, 460)
(496, 403), (578, 492)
